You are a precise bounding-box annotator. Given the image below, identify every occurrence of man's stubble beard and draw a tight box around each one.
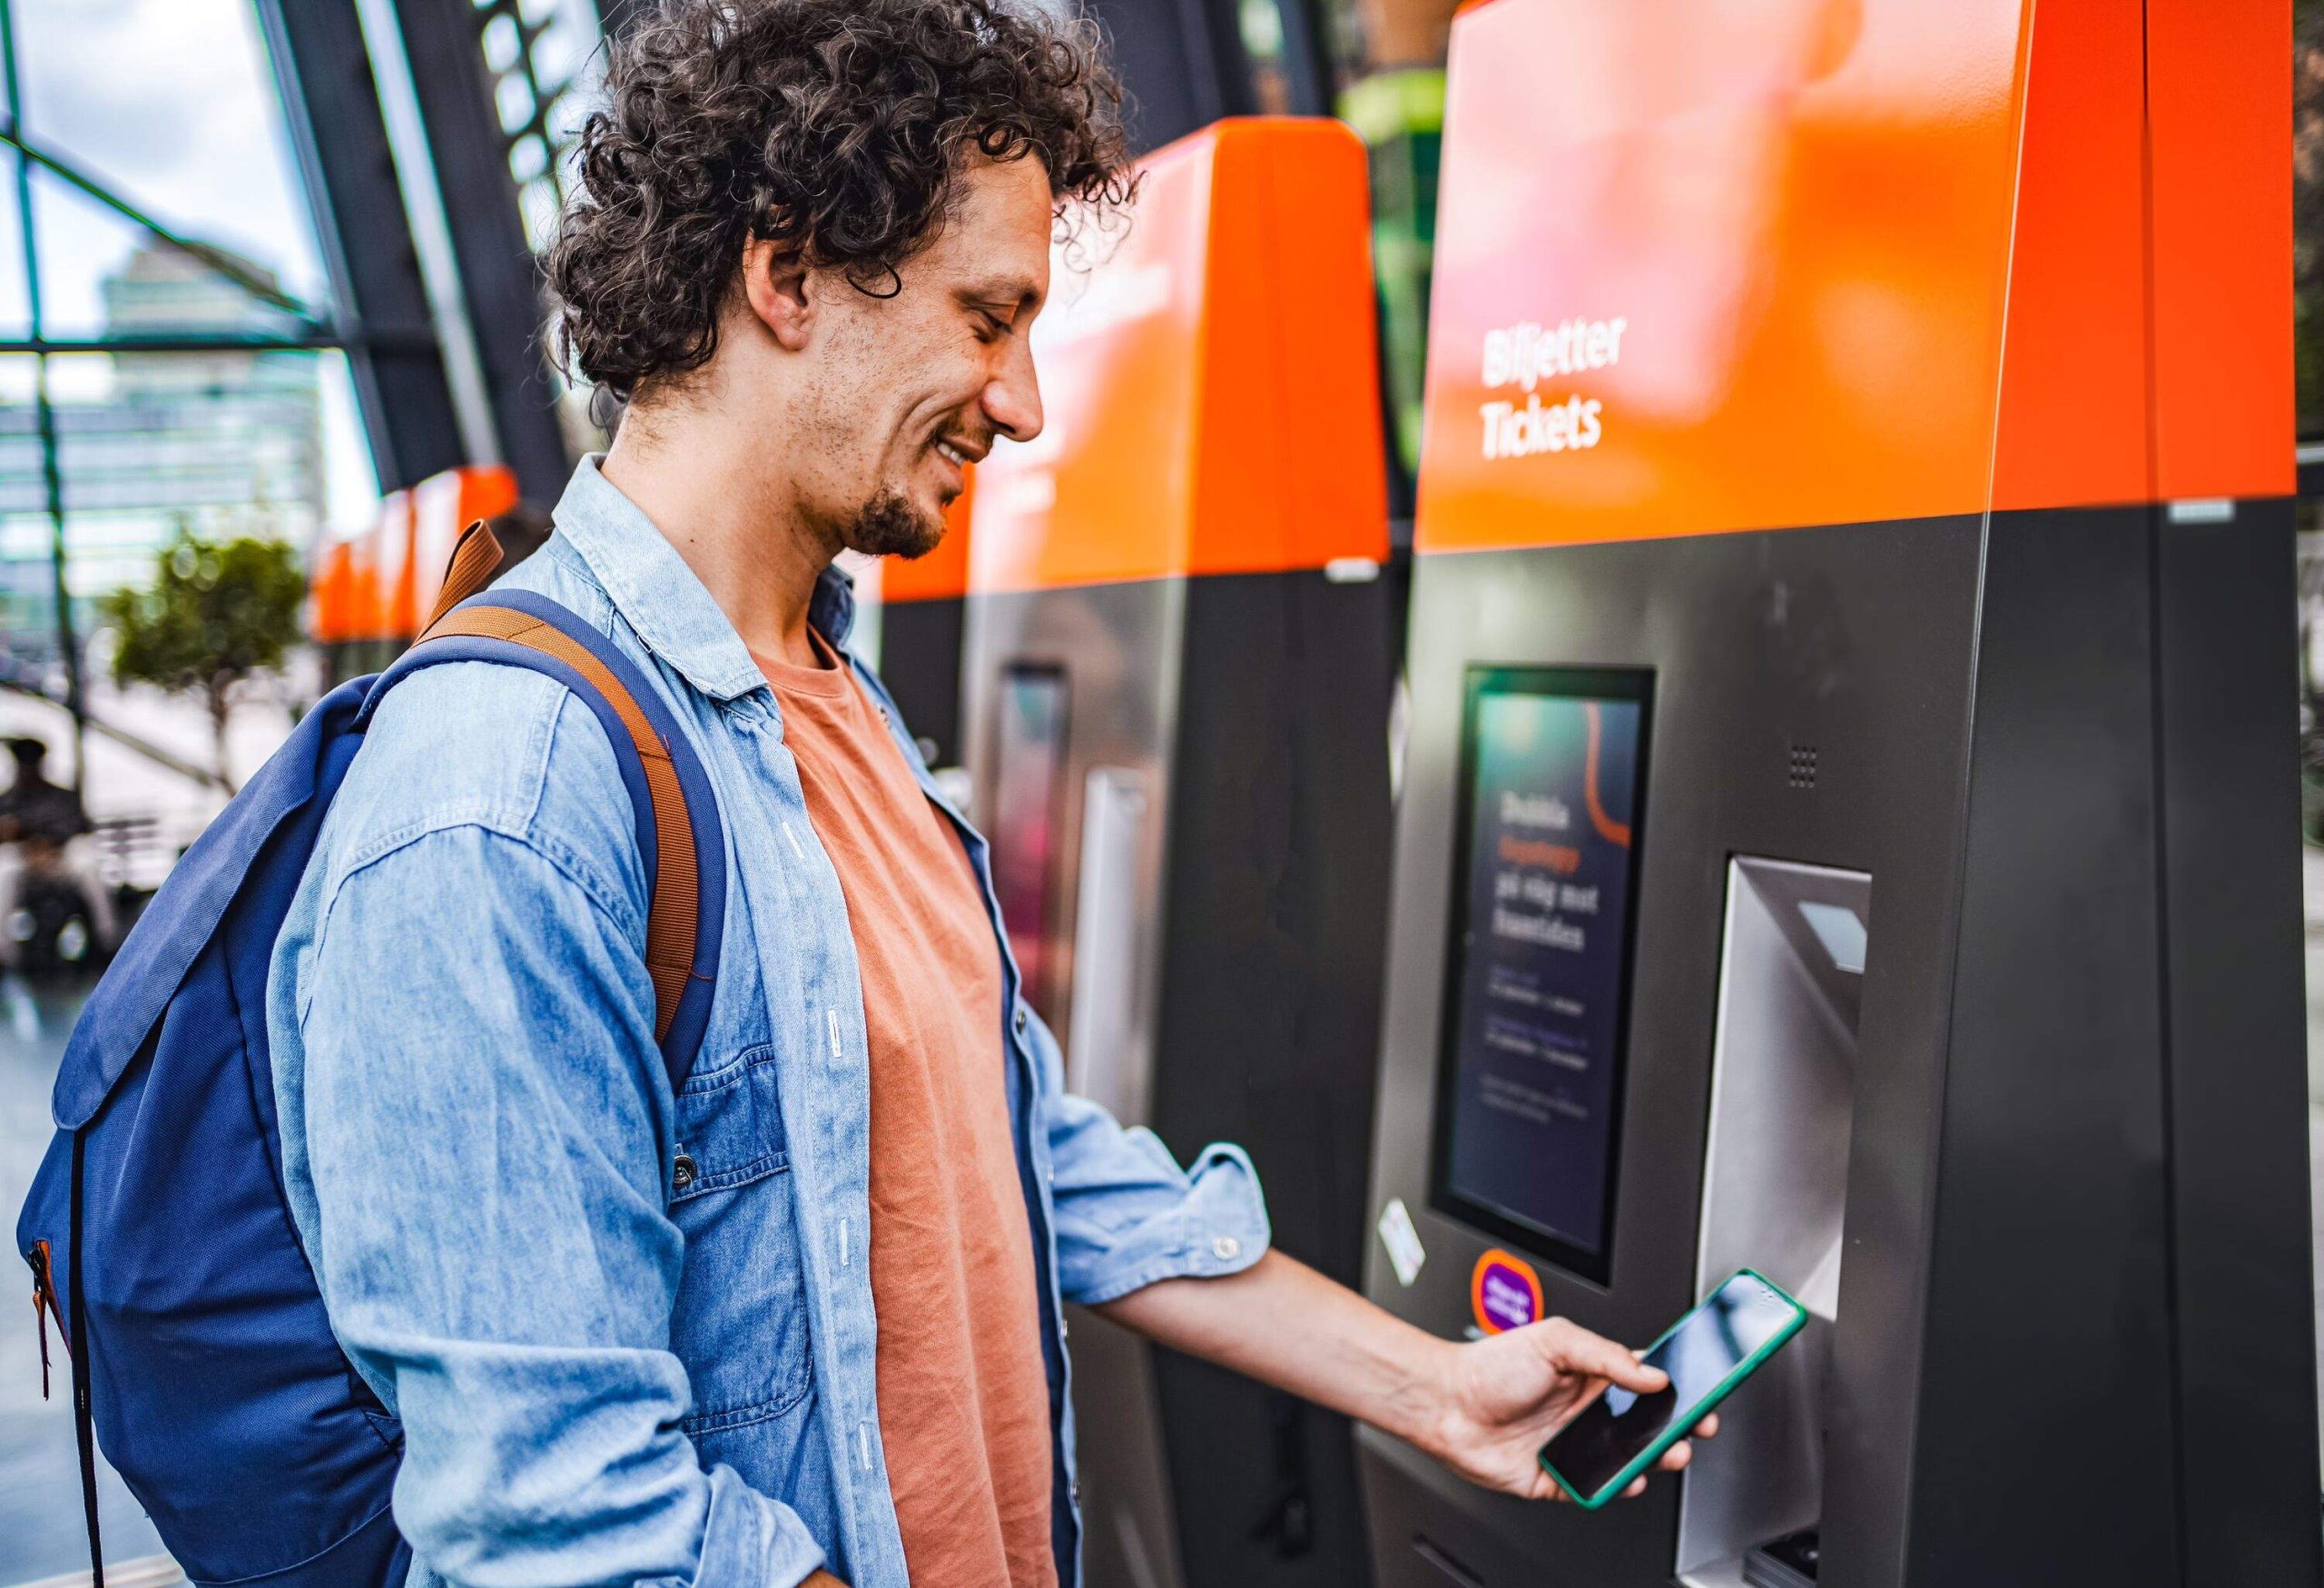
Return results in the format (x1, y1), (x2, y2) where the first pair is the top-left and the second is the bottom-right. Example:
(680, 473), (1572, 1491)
(842, 489), (949, 560)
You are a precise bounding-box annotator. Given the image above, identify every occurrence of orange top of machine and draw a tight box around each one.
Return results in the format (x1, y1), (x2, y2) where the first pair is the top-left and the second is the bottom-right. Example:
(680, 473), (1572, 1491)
(1415, 0), (2290, 556)
(311, 465), (518, 644)
(968, 117), (1388, 595)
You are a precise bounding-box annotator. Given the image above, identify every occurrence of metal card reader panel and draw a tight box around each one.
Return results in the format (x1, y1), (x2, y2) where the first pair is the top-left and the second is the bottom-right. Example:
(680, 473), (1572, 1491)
(1679, 857), (1870, 1585)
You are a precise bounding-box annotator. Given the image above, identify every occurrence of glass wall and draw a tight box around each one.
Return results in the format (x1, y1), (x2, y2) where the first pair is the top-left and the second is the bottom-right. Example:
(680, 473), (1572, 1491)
(0, 0), (387, 1578)
(2290, 0), (2324, 1489)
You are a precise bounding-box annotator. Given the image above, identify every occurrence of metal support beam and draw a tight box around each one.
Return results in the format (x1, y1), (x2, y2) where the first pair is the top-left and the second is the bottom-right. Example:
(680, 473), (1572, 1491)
(389, 0), (572, 504)
(251, 0), (466, 492)
(1270, 0), (1338, 117)
(1, 0), (86, 790)
(1085, 0), (1256, 153)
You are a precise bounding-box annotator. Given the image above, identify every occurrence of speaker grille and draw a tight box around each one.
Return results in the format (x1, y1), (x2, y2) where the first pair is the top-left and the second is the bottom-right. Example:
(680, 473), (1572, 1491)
(1788, 745), (1819, 790)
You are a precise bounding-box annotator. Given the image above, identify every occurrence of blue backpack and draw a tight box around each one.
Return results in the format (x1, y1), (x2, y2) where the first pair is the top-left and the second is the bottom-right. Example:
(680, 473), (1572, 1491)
(15, 527), (727, 1587)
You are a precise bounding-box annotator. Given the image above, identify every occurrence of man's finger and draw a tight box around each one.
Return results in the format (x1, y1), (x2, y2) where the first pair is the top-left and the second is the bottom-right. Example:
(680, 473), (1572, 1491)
(1621, 1476), (1649, 1499)
(1657, 1439), (1693, 1473)
(1582, 1334), (1669, 1393)
(1689, 1413), (1719, 1441)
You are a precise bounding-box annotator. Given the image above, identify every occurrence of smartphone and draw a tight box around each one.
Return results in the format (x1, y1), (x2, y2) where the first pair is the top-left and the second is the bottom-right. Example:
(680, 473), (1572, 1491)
(1537, 1267), (1808, 1509)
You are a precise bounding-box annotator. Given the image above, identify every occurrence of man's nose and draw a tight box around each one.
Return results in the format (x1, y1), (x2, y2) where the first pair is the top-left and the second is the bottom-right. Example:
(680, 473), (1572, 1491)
(983, 340), (1043, 444)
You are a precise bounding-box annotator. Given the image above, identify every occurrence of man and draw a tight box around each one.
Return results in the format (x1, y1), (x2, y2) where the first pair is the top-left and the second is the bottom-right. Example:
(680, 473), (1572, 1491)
(267, 4), (1709, 1584)
(0, 735), (114, 969)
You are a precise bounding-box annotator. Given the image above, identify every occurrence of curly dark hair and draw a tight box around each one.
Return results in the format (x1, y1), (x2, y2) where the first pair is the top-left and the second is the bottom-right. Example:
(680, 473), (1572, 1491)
(546, 0), (1133, 399)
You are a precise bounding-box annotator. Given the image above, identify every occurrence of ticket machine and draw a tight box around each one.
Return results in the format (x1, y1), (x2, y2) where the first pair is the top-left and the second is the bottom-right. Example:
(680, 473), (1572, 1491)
(1359, 4), (2319, 1587)
(960, 119), (1393, 1588)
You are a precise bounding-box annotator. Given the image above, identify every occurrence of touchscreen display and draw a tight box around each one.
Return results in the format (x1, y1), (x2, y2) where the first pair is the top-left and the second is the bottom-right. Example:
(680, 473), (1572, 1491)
(1539, 1271), (1801, 1501)
(1431, 668), (1650, 1281)
(990, 665), (1068, 1025)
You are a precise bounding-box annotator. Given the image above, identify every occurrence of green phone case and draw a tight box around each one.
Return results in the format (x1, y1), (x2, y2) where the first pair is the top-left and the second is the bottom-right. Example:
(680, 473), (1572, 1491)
(1536, 1267), (1810, 1510)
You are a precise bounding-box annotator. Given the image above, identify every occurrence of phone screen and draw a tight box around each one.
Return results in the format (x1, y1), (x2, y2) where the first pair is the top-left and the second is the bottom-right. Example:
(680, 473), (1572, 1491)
(1539, 1271), (1802, 1502)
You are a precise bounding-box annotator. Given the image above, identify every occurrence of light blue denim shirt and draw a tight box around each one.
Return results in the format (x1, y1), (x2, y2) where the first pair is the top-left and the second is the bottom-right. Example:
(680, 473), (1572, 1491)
(266, 457), (1271, 1588)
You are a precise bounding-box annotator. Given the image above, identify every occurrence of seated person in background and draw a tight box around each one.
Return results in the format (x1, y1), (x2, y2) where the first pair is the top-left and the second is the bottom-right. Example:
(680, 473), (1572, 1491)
(0, 735), (116, 969)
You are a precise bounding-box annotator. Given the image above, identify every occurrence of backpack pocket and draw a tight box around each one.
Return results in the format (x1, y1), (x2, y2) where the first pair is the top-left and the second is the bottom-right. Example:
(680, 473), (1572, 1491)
(666, 1044), (813, 1424)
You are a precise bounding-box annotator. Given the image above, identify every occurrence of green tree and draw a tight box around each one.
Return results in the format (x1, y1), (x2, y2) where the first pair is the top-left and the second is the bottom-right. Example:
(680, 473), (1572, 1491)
(102, 529), (305, 794)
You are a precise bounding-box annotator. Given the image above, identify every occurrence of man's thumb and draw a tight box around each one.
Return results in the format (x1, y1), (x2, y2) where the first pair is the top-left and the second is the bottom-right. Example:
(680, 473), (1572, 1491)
(1566, 1331), (1666, 1392)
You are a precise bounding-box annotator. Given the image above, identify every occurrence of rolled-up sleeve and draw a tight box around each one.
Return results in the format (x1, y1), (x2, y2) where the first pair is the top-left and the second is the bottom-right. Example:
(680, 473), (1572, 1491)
(290, 823), (825, 1588)
(1024, 1004), (1273, 1306)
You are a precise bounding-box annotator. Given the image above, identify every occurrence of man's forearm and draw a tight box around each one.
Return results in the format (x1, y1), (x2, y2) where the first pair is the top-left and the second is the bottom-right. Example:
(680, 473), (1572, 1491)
(1092, 1249), (1455, 1447)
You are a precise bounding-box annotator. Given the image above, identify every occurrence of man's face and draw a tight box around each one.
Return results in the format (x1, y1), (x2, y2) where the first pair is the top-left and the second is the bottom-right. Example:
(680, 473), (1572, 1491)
(787, 155), (1052, 558)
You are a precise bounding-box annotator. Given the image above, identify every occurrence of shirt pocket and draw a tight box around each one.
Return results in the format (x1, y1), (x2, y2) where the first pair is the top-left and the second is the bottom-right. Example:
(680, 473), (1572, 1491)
(667, 1043), (814, 1425)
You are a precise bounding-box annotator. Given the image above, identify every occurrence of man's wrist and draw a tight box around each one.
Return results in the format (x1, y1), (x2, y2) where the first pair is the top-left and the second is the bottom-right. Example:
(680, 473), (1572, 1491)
(1376, 1328), (1464, 1455)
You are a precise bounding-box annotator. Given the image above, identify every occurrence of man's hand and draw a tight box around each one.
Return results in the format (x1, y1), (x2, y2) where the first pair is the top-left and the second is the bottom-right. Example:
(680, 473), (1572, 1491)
(803, 1573), (848, 1587)
(1423, 1317), (1715, 1501)
(1098, 1251), (1711, 1504)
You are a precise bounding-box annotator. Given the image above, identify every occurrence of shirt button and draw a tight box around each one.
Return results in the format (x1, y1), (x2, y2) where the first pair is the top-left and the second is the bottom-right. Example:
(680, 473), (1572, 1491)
(1212, 1236), (1241, 1261)
(1014, 1007), (1029, 1034)
(1069, 1479), (1081, 1505)
(672, 1153), (697, 1191)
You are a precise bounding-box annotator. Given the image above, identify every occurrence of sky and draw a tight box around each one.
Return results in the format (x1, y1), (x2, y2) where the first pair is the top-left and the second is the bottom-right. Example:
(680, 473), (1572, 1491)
(5, 0), (330, 330)
(0, 0), (594, 535)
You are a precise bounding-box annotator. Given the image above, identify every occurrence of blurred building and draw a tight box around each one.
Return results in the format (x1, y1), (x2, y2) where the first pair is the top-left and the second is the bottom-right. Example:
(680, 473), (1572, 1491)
(0, 242), (325, 659)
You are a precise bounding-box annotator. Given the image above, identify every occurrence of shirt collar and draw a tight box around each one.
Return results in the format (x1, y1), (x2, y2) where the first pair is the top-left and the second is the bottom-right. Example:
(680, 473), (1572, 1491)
(549, 455), (857, 704)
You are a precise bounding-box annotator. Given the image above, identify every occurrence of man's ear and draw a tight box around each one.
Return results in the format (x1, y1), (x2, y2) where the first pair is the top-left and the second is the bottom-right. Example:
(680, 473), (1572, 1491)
(740, 234), (814, 351)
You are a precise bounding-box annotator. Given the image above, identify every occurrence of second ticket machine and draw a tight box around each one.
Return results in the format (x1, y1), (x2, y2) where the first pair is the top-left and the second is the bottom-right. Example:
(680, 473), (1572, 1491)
(1360, 3), (2319, 1586)
(962, 120), (1392, 1588)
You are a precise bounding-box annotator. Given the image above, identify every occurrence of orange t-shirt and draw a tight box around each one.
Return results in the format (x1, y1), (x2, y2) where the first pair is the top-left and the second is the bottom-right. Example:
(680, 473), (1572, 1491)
(758, 632), (1057, 1588)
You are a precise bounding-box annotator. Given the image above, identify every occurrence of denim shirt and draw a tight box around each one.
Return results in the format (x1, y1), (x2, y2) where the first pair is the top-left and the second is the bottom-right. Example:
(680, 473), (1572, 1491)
(266, 457), (1272, 1588)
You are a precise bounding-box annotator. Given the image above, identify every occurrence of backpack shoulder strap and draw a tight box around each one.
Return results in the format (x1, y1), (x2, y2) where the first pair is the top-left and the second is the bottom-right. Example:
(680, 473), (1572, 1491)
(426, 518), (507, 629)
(362, 587), (726, 1094)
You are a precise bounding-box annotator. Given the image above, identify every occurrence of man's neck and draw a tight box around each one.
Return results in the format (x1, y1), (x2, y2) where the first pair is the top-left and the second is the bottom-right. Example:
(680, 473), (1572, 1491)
(599, 400), (837, 668)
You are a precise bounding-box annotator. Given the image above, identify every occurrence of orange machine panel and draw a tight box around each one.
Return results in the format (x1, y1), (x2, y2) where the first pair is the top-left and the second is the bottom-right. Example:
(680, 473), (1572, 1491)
(1987, 0), (2151, 511)
(313, 518), (385, 646)
(1416, 0), (2027, 553)
(309, 537), (359, 646)
(2143, 0), (2293, 502)
(1417, 0), (2290, 556)
(969, 118), (1388, 595)
(310, 465), (517, 645)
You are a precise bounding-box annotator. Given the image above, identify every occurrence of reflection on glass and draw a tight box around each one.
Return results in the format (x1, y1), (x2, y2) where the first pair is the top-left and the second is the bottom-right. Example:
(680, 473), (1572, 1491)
(2300, 0), (2324, 437)
(990, 665), (1069, 1027)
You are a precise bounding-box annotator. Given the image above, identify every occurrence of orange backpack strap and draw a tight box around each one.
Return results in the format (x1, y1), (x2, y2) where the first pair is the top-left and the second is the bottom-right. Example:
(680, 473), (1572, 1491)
(367, 590), (727, 1086)
(418, 605), (700, 1048)
(422, 521), (507, 634)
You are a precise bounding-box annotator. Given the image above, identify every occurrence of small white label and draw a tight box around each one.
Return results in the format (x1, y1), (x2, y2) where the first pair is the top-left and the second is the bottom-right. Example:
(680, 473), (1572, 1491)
(1377, 1197), (1426, 1287)
(2168, 498), (2235, 524)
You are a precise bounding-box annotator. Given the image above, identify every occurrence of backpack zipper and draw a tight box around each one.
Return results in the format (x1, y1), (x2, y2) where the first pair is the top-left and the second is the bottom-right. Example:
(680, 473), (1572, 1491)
(25, 1240), (64, 1399)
